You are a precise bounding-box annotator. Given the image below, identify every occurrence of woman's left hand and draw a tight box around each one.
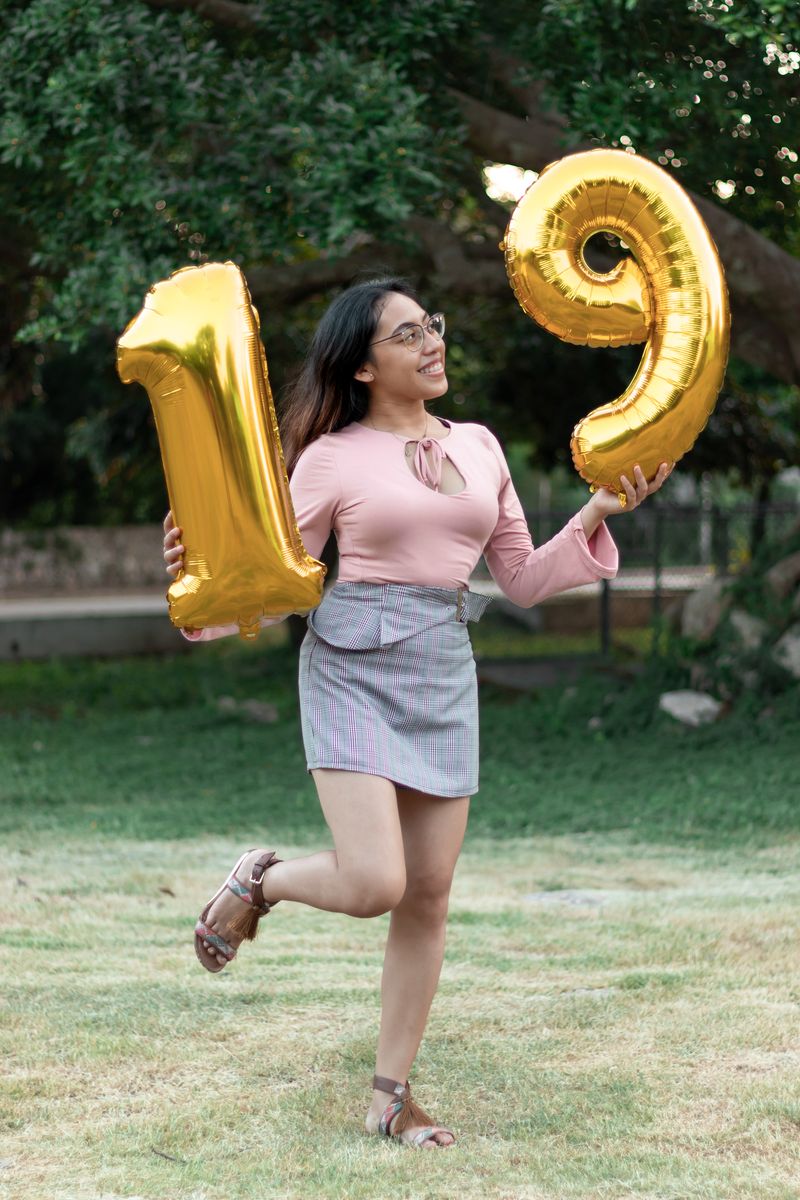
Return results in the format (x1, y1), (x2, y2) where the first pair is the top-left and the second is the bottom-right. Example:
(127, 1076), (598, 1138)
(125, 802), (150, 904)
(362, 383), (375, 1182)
(589, 462), (673, 520)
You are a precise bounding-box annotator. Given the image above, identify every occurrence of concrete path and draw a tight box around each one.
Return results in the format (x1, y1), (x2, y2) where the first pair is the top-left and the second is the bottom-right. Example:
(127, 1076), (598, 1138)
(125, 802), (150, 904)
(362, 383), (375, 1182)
(0, 591), (188, 660)
(0, 568), (708, 661)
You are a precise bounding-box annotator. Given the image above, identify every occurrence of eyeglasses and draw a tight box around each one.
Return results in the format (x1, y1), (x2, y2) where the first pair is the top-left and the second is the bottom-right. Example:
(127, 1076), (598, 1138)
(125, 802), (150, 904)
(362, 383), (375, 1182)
(370, 312), (445, 352)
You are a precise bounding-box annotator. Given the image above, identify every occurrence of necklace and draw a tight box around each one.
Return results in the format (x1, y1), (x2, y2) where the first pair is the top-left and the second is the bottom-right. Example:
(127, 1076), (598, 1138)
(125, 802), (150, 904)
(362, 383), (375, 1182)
(366, 412), (430, 454)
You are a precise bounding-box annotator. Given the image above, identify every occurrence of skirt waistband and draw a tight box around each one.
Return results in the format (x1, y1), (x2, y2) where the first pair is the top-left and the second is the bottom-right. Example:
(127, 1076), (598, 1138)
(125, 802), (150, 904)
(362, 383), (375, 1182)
(306, 581), (493, 650)
(328, 581), (491, 624)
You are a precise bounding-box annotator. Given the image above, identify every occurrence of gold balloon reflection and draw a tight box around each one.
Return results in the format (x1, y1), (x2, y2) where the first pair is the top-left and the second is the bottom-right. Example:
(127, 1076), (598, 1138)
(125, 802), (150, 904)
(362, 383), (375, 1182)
(504, 149), (730, 500)
(117, 262), (325, 639)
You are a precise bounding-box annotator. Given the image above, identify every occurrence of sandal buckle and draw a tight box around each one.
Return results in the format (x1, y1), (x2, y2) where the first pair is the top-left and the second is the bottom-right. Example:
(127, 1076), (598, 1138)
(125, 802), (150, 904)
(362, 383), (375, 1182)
(249, 854), (273, 885)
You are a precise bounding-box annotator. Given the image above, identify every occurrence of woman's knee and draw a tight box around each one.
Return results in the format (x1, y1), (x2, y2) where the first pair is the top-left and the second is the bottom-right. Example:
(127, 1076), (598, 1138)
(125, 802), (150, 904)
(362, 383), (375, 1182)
(398, 872), (454, 922)
(343, 865), (407, 918)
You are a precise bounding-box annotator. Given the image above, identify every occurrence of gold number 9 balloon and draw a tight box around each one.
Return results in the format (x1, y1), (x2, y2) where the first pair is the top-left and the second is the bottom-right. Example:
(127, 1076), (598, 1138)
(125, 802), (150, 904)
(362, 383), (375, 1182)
(504, 148), (730, 501)
(116, 262), (325, 639)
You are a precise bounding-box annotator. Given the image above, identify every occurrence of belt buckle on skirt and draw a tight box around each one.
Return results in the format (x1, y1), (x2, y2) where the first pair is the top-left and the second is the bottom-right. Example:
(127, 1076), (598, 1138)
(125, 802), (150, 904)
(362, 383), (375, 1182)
(455, 587), (466, 622)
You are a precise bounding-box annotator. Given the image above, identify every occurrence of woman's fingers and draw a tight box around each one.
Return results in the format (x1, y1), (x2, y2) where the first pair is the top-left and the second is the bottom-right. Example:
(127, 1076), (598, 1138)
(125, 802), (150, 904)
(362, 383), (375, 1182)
(164, 537), (184, 578)
(622, 463), (673, 510)
(618, 473), (636, 508)
(162, 512), (183, 576)
(615, 460), (675, 514)
(632, 464), (650, 504)
(648, 461), (673, 495)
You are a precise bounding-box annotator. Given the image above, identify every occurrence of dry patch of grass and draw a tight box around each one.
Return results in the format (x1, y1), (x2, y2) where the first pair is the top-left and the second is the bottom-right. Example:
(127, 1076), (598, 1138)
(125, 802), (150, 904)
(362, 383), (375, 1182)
(2, 833), (799, 1200)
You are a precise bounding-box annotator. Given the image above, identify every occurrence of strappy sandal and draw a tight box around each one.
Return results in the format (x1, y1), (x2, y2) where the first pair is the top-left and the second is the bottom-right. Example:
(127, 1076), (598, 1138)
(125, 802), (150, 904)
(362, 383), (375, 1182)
(194, 849), (281, 973)
(372, 1075), (455, 1148)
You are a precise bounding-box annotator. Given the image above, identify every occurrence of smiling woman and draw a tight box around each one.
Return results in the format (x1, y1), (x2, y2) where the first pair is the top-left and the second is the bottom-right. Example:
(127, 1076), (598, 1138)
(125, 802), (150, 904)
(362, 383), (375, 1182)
(160, 275), (670, 1153)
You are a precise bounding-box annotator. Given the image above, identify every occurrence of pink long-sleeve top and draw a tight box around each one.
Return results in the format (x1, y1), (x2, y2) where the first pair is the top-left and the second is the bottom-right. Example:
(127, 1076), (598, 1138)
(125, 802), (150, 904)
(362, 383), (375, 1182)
(184, 419), (618, 641)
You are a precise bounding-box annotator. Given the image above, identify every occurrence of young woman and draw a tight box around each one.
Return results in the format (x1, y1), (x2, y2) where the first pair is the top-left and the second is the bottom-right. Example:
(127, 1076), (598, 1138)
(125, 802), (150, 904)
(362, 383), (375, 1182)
(163, 277), (671, 1149)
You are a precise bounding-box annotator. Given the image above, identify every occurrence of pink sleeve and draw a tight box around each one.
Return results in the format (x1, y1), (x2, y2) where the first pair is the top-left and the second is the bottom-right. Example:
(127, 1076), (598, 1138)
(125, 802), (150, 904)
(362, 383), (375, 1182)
(481, 430), (618, 609)
(182, 438), (340, 642)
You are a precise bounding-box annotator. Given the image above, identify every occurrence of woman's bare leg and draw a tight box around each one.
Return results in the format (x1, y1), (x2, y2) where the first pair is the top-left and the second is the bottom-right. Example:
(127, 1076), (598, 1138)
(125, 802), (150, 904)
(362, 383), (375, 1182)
(198, 770), (406, 963)
(365, 787), (470, 1147)
(198, 772), (469, 1147)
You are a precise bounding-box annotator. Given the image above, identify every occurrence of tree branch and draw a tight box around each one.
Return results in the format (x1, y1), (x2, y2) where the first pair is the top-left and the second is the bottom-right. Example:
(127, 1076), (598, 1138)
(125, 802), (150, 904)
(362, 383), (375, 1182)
(244, 228), (510, 310)
(138, 0), (800, 381)
(245, 216), (796, 396)
(449, 89), (800, 384)
(142, 0), (259, 31)
(244, 240), (427, 306)
(446, 86), (570, 168)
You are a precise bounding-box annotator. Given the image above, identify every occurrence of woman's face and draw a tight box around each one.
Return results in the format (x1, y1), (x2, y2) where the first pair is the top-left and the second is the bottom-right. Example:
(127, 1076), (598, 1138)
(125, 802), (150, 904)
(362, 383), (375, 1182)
(357, 291), (447, 402)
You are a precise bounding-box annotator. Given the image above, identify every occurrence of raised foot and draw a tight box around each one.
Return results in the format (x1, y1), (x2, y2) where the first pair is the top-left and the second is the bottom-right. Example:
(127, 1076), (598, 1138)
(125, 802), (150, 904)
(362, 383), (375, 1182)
(195, 848), (279, 971)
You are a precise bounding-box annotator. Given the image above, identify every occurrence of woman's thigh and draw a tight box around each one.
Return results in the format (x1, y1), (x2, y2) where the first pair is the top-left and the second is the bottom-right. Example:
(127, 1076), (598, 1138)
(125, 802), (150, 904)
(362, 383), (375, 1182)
(312, 768), (405, 886)
(395, 786), (470, 905)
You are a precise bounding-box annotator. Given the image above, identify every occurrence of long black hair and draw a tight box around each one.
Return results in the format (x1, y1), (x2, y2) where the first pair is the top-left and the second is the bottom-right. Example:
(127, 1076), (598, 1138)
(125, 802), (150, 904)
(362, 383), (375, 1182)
(279, 276), (420, 474)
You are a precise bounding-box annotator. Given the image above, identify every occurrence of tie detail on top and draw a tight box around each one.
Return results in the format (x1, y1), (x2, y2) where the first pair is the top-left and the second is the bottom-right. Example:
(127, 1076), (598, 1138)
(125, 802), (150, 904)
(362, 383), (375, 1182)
(413, 437), (446, 491)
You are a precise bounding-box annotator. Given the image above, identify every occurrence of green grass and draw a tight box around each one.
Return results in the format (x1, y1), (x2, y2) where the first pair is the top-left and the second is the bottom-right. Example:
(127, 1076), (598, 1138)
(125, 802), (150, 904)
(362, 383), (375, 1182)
(2, 835), (800, 1199)
(2, 627), (797, 847)
(1, 636), (800, 1198)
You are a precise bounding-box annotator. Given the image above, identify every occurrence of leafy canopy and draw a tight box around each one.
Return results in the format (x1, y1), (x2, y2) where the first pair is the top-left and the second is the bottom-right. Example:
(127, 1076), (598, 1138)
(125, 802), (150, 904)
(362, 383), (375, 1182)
(0, 0), (797, 524)
(1, 0), (797, 343)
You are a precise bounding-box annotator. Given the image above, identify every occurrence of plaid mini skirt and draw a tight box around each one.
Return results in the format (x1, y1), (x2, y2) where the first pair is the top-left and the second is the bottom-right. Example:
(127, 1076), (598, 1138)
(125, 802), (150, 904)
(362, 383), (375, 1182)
(297, 581), (493, 798)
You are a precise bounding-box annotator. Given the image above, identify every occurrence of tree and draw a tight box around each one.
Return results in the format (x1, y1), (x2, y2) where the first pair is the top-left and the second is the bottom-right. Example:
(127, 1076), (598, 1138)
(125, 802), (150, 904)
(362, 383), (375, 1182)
(1, 0), (798, 522)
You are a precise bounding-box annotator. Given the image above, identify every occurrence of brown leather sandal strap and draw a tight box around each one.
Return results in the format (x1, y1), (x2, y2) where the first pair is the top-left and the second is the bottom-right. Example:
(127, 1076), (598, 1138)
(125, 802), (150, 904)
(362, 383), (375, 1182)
(372, 1074), (409, 1097)
(373, 1075), (437, 1137)
(249, 851), (282, 912)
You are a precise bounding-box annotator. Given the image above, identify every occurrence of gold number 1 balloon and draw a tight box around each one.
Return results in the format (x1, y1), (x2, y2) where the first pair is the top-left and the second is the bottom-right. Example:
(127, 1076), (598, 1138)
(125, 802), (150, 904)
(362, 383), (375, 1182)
(117, 262), (325, 638)
(504, 148), (730, 500)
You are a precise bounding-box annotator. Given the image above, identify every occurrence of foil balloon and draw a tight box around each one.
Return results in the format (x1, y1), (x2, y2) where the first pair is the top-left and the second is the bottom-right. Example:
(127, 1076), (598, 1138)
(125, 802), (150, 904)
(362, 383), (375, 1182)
(504, 148), (730, 501)
(116, 262), (325, 638)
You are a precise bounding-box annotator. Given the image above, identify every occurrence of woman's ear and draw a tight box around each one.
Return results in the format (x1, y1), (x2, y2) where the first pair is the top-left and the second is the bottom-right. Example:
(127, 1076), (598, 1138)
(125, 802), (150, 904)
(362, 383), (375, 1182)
(354, 364), (375, 383)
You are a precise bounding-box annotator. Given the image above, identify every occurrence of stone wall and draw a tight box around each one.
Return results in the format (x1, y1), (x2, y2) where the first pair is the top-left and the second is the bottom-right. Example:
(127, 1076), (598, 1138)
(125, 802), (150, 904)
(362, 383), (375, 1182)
(1, 526), (166, 595)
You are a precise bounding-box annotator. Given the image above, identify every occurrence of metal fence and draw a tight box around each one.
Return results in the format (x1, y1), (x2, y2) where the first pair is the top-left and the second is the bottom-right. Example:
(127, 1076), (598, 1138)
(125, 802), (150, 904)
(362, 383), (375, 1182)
(473, 501), (800, 652)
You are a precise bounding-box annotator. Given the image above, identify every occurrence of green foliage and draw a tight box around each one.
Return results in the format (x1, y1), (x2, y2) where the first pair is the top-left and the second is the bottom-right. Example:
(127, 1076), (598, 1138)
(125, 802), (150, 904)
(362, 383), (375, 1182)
(0, 329), (165, 524)
(3, 0), (797, 344)
(505, 0), (799, 251)
(1, 0), (798, 523)
(0, 0), (470, 345)
(687, 360), (800, 487)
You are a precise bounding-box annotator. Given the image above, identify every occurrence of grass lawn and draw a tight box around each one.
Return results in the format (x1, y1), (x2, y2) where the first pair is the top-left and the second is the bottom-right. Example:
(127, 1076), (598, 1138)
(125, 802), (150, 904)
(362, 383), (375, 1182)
(1, 630), (799, 1199)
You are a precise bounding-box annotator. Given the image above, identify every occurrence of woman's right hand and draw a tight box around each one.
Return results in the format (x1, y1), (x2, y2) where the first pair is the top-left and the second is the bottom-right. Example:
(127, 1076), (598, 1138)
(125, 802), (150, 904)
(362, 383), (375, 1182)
(163, 510), (184, 578)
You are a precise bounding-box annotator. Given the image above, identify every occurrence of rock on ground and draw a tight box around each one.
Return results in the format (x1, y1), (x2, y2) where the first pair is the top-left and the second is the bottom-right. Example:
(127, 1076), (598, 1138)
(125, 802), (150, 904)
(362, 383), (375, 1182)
(729, 608), (769, 650)
(659, 689), (723, 727)
(772, 624), (800, 680)
(681, 579), (730, 642)
(765, 551), (800, 599)
(216, 695), (279, 722)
